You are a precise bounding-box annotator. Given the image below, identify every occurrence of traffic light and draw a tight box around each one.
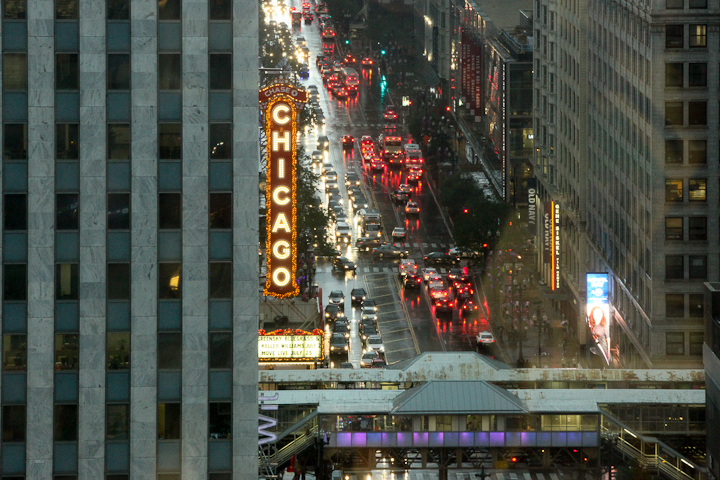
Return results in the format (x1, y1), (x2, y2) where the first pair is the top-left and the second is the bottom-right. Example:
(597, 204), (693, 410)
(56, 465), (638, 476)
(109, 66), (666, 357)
(345, 39), (349, 44)
(380, 50), (386, 55)
(463, 208), (468, 213)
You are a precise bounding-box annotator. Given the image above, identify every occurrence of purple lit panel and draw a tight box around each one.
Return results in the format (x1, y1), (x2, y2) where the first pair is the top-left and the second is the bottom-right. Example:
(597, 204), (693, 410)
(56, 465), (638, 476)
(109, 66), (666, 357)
(459, 432), (474, 447)
(444, 432), (459, 447)
(429, 432), (444, 447)
(475, 432), (489, 446)
(551, 432), (567, 447)
(489, 432), (505, 447)
(336, 432), (352, 447)
(536, 432), (552, 446)
(567, 432), (582, 446)
(583, 432), (599, 447)
(382, 432), (397, 447)
(396, 432), (412, 447)
(367, 432), (382, 447)
(521, 432), (536, 447)
(352, 432), (367, 447)
(413, 432), (429, 447)
(506, 432), (521, 447)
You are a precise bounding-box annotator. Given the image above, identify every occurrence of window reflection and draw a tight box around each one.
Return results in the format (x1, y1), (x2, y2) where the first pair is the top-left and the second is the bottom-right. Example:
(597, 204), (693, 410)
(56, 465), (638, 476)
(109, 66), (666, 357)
(2, 334), (26, 371)
(107, 332), (130, 369)
(159, 263), (182, 299)
(55, 333), (79, 370)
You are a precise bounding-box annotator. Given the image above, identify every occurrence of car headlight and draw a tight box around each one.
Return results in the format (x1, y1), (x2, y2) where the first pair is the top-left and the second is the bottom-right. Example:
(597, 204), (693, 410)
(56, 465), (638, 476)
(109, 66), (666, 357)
(344, 345), (348, 351)
(325, 313), (330, 317)
(330, 346), (335, 350)
(339, 299), (344, 303)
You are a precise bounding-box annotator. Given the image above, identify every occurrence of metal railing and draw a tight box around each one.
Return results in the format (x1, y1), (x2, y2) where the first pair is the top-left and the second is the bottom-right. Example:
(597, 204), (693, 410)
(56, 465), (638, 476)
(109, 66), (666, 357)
(259, 425), (320, 474)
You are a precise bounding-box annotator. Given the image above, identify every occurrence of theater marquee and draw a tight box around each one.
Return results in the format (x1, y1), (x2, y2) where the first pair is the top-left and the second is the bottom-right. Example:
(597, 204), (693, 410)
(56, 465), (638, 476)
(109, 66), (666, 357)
(260, 83), (307, 298)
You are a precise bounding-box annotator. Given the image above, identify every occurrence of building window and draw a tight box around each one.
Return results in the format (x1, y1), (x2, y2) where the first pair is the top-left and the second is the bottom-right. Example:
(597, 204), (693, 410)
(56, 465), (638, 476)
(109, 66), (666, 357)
(209, 124), (232, 159)
(209, 193), (232, 229)
(107, 0), (129, 19)
(107, 332), (130, 369)
(56, 123), (79, 160)
(158, 403), (181, 439)
(208, 332), (232, 369)
(209, 402), (232, 439)
(158, 54), (182, 90)
(158, 333), (182, 369)
(106, 404), (130, 440)
(666, 25), (684, 48)
(689, 217), (707, 240)
(107, 263), (130, 300)
(665, 139), (683, 163)
(55, 333), (79, 370)
(56, 54), (79, 90)
(3, 53), (27, 90)
(4, 194), (27, 230)
(158, 263), (182, 299)
(2, 405), (26, 442)
(689, 255), (707, 279)
(689, 294), (704, 318)
(159, 193), (182, 229)
(158, 0), (180, 20)
(108, 124), (130, 160)
(2, 334), (27, 371)
(688, 179), (706, 201)
(108, 193), (130, 230)
(690, 332), (704, 354)
(56, 0), (78, 18)
(688, 140), (706, 164)
(4, 123), (28, 160)
(666, 0), (682, 7)
(158, 123), (182, 159)
(665, 255), (684, 279)
(665, 179), (683, 202)
(209, 54), (232, 90)
(666, 332), (685, 355)
(4, 0), (26, 18)
(56, 263), (79, 299)
(688, 63), (707, 86)
(3, 264), (27, 301)
(54, 404), (78, 441)
(435, 415), (452, 431)
(209, 0), (231, 19)
(665, 63), (683, 87)
(56, 193), (79, 230)
(665, 217), (683, 240)
(665, 102), (683, 126)
(209, 262), (232, 299)
(689, 24), (707, 47)
(689, 0), (706, 7)
(688, 101), (707, 125)
(107, 54), (130, 90)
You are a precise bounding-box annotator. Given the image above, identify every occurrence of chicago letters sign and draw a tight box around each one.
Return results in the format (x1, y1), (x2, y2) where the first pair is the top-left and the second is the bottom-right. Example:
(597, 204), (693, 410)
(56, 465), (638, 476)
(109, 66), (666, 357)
(260, 83), (307, 298)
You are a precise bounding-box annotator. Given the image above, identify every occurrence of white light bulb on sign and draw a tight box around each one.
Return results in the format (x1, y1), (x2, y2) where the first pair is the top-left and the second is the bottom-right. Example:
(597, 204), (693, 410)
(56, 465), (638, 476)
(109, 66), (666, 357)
(272, 240), (291, 260)
(278, 158), (285, 179)
(272, 267), (291, 286)
(272, 186), (290, 205)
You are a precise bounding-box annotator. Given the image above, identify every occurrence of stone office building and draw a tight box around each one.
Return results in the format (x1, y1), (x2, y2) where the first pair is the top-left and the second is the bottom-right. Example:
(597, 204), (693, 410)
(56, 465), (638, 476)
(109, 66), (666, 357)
(0, 0), (259, 477)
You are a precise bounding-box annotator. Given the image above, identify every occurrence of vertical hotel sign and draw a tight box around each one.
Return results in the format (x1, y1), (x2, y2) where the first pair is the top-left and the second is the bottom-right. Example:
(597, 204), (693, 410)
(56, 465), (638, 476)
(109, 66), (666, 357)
(552, 201), (560, 291)
(259, 83), (307, 298)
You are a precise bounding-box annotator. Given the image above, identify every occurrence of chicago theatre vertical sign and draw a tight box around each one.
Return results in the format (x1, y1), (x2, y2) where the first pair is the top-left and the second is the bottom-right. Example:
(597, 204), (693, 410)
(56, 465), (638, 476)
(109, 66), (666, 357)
(260, 82), (307, 298)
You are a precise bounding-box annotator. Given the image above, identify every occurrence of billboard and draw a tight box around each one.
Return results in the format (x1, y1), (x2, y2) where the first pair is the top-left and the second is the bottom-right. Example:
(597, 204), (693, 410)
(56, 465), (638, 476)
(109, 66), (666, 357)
(258, 329), (324, 362)
(527, 178), (537, 233)
(586, 273), (610, 364)
(260, 83), (307, 298)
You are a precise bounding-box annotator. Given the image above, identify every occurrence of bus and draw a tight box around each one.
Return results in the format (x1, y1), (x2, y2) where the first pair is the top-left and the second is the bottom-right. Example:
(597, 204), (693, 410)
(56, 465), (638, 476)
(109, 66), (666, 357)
(380, 135), (403, 165)
(339, 67), (360, 94)
(403, 143), (424, 169)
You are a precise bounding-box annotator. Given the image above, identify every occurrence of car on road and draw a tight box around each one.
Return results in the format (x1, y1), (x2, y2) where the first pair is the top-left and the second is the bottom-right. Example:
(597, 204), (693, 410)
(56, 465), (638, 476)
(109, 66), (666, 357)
(434, 298), (454, 314)
(455, 283), (475, 300)
(448, 246), (481, 259)
(360, 324), (377, 340)
(323, 170), (338, 182)
(311, 150), (324, 164)
(405, 201), (420, 214)
(362, 299), (378, 314)
(391, 227), (406, 242)
(383, 106), (398, 122)
(342, 135), (355, 151)
(328, 290), (345, 308)
(332, 317), (351, 336)
(361, 135), (374, 147)
(350, 287), (367, 305)
(335, 222), (352, 244)
(332, 84), (348, 98)
(352, 195), (369, 211)
(365, 335), (385, 353)
(429, 287), (448, 300)
(321, 162), (333, 174)
(294, 36), (306, 47)
(403, 272), (422, 288)
(459, 298), (480, 317)
(361, 351), (379, 368)
(362, 311), (378, 323)
(371, 356), (387, 368)
(356, 236), (383, 251)
(390, 190), (410, 203)
(422, 267), (439, 282)
(373, 243), (408, 259)
(324, 304), (344, 320)
(330, 333), (349, 354)
(447, 268), (464, 282)
(406, 168), (422, 183)
(424, 251), (459, 265)
(317, 135), (330, 150)
(398, 183), (413, 194)
(476, 331), (495, 346)
(345, 172), (360, 186)
(332, 256), (357, 272)
(316, 55), (327, 67)
(343, 54), (357, 65)
(299, 64), (309, 79)
(361, 57), (374, 68)
(363, 223), (383, 238)
(369, 157), (385, 171)
(399, 258), (418, 276)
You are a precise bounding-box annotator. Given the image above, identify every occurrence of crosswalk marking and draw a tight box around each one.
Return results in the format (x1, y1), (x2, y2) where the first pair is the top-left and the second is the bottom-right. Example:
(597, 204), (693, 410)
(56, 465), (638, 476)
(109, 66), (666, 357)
(524, 473), (532, 480)
(413, 243), (419, 247)
(549, 474), (560, 480)
(372, 267), (379, 272)
(536, 474), (545, 480)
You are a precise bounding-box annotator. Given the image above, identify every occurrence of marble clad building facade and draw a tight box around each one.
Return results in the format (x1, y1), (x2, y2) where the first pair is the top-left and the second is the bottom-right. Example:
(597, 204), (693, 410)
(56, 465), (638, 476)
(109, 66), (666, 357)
(0, 0), (259, 476)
